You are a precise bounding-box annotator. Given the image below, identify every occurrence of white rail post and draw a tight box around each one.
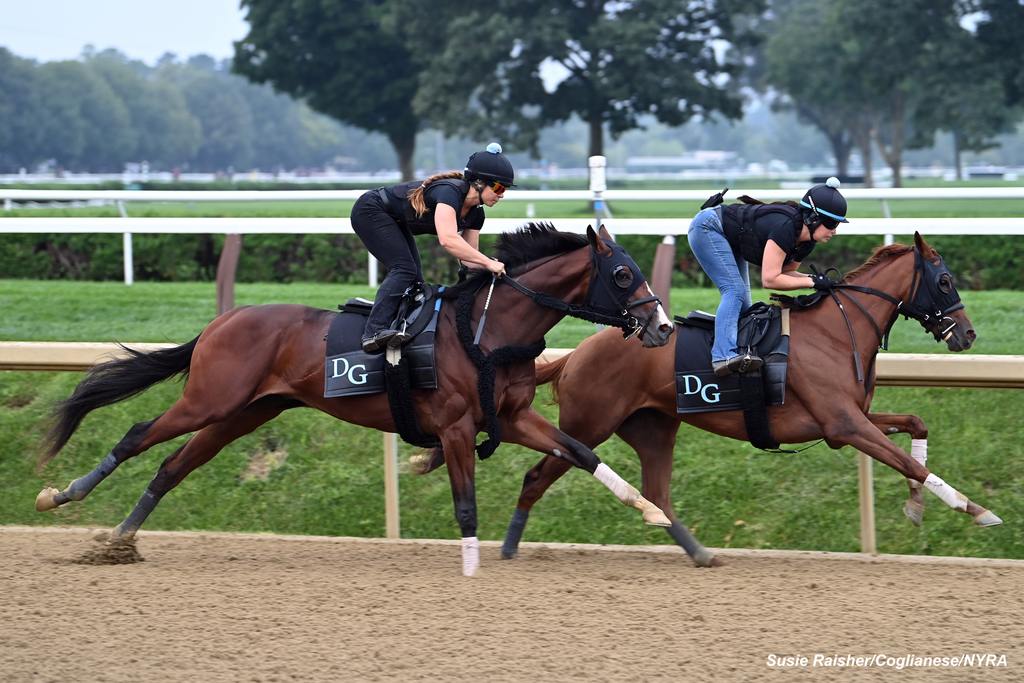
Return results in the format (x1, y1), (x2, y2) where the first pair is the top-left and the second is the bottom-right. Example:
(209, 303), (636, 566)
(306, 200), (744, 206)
(117, 200), (133, 286)
(589, 155), (607, 229)
(368, 253), (379, 288)
(881, 199), (894, 246)
(383, 433), (400, 538)
(857, 451), (877, 554)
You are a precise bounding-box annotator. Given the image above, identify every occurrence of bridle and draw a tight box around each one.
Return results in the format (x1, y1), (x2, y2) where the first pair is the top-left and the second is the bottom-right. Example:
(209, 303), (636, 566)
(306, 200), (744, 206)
(777, 246), (965, 385)
(498, 241), (662, 341)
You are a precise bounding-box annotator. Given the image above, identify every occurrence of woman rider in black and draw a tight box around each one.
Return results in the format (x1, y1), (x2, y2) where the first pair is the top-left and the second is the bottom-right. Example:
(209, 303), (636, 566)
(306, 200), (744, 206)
(351, 143), (513, 353)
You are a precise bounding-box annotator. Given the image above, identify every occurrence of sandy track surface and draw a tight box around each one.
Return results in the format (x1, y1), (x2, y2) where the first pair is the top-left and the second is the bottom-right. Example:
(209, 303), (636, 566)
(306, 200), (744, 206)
(1, 527), (1021, 682)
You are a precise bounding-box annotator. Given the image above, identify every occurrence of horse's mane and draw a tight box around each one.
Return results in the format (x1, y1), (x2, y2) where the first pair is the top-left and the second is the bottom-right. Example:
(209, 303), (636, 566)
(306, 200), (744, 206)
(842, 243), (913, 282)
(495, 221), (589, 269)
(443, 222), (588, 298)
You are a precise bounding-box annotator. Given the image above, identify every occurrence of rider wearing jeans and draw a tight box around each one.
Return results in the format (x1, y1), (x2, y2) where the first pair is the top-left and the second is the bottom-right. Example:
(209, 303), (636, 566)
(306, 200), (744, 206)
(352, 143), (512, 353)
(687, 178), (848, 376)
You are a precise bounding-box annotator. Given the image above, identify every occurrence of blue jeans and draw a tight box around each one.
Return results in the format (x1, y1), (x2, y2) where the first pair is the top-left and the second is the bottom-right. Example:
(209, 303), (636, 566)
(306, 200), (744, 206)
(686, 207), (751, 362)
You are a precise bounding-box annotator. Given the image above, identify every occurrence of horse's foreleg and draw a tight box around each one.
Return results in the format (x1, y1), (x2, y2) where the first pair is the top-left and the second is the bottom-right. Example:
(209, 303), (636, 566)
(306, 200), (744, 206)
(501, 408), (671, 527)
(866, 412), (929, 526)
(439, 418), (482, 577)
(616, 409), (718, 567)
(109, 397), (294, 541)
(829, 412), (1000, 527)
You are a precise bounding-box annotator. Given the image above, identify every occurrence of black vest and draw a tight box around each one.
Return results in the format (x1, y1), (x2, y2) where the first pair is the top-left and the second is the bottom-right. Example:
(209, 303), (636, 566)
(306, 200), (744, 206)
(379, 178), (481, 235)
(720, 203), (803, 266)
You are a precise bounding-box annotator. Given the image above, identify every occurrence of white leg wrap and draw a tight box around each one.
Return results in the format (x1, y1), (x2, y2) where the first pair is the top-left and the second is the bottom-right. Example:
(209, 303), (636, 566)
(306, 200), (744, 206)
(910, 439), (928, 467)
(593, 463), (637, 504)
(924, 473), (968, 511)
(461, 536), (480, 577)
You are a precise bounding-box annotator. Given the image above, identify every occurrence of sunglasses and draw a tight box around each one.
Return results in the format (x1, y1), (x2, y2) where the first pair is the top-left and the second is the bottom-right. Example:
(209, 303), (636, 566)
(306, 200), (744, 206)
(486, 180), (508, 195)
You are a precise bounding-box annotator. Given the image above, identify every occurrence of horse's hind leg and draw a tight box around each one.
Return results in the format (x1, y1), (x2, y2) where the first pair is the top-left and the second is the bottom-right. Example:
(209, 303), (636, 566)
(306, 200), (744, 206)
(501, 455), (573, 559)
(37, 376), (258, 512)
(867, 412), (929, 526)
(110, 397), (295, 540)
(615, 409), (718, 568)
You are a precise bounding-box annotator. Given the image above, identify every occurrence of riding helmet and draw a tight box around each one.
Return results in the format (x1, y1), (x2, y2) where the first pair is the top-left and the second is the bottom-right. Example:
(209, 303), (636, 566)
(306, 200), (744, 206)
(464, 142), (515, 187)
(800, 176), (848, 228)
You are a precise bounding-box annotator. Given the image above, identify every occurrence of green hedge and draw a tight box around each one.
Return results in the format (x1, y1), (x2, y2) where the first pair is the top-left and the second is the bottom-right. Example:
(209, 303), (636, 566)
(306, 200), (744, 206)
(2, 231), (1019, 289)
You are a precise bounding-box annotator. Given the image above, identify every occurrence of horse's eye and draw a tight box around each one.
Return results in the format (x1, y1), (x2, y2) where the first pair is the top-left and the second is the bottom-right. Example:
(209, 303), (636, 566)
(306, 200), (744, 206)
(613, 265), (634, 289)
(937, 273), (953, 294)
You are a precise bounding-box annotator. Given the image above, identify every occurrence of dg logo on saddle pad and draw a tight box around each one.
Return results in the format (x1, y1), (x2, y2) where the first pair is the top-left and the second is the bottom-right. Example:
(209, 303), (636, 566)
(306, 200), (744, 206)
(323, 286), (444, 398)
(674, 303), (790, 414)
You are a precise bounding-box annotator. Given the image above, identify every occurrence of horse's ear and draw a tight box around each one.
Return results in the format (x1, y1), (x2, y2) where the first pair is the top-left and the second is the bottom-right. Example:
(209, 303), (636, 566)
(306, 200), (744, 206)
(598, 224), (614, 243)
(586, 225), (611, 255)
(914, 231), (937, 258)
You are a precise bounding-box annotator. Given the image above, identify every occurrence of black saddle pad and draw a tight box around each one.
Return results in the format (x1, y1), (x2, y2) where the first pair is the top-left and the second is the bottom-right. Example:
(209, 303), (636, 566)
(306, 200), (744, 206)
(323, 286), (445, 398)
(674, 303), (789, 414)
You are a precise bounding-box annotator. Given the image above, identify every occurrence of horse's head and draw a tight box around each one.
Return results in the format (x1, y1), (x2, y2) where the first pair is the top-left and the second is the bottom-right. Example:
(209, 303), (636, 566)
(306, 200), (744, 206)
(585, 225), (674, 347)
(906, 232), (976, 351)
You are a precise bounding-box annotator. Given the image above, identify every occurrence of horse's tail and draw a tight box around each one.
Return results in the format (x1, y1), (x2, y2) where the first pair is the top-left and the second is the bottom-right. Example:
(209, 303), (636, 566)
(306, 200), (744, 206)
(535, 351), (573, 405)
(42, 336), (200, 465)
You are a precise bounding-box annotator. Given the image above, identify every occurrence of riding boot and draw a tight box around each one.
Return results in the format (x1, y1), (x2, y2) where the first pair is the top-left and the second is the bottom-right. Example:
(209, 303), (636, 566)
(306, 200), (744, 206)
(712, 352), (763, 377)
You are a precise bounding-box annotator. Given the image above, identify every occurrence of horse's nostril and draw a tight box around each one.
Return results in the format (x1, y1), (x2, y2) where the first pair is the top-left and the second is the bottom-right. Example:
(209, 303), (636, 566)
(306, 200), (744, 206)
(967, 328), (977, 341)
(659, 323), (673, 335)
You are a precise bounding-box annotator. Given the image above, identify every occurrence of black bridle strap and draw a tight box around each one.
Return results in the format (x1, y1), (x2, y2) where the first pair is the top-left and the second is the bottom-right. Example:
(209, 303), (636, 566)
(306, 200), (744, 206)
(501, 273), (656, 333)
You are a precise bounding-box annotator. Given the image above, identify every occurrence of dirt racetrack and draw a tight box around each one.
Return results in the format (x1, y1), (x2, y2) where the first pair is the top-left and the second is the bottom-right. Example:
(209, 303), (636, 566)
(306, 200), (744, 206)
(1, 527), (1021, 682)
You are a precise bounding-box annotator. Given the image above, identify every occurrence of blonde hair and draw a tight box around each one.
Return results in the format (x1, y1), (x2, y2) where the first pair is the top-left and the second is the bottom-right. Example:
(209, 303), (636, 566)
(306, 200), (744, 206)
(407, 171), (466, 217)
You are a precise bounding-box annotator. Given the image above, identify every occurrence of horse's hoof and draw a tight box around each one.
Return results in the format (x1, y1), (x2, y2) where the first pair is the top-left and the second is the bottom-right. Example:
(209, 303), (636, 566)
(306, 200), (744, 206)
(408, 453), (430, 474)
(636, 500), (672, 528)
(500, 549), (517, 560)
(35, 487), (61, 512)
(903, 499), (924, 527)
(974, 510), (1003, 527)
(692, 550), (720, 568)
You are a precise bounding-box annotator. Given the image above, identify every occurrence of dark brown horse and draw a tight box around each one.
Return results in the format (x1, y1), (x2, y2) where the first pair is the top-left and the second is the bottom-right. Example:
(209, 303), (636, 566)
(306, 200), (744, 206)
(485, 232), (999, 566)
(35, 224), (675, 575)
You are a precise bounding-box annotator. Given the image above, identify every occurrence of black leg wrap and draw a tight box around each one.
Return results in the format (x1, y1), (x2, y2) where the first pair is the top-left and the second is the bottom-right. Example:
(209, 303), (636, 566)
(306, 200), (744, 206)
(502, 508), (530, 559)
(114, 489), (162, 538)
(65, 452), (118, 501)
(667, 520), (716, 567)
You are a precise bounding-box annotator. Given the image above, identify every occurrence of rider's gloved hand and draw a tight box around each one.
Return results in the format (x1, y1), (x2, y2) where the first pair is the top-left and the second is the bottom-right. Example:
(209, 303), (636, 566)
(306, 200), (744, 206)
(810, 271), (835, 291)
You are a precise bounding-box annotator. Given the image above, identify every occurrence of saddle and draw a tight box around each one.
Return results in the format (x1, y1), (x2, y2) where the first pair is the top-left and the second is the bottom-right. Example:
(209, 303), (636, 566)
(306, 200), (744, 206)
(323, 284), (443, 399)
(674, 303), (790, 448)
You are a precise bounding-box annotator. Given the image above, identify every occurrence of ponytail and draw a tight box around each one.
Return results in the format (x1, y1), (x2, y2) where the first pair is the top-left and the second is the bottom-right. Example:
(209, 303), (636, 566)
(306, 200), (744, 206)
(407, 171), (465, 217)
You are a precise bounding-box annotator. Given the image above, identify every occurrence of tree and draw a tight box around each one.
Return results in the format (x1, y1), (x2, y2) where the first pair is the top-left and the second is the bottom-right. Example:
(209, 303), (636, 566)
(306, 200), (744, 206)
(910, 22), (1016, 179)
(973, 0), (1024, 108)
(763, 0), (863, 178)
(233, 0), (422, 179)
(88, 50), (202, 169)
(0, 49), (45, 171)
(162, 56), (254, 172)
(405, 0), (765, 158)
(33, 60), (133, 171)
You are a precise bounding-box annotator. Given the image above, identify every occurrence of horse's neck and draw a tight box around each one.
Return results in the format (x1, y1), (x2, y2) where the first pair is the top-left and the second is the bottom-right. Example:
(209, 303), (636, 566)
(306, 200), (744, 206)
(830, 251), (916, 352)
(484, 250), (590, 347)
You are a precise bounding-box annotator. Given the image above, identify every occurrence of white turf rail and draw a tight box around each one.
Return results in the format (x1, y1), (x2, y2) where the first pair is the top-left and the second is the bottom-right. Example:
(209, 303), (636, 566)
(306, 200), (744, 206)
(3, 525), (1021, 569)
(2, 342), (1023, 388)
(2, 216), (1024, 236)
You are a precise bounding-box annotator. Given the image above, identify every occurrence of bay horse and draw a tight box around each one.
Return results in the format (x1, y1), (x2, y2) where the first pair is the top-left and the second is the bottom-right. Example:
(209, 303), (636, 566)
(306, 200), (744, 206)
(35, 224), (675, 576)
(416, 232), (1000, 566)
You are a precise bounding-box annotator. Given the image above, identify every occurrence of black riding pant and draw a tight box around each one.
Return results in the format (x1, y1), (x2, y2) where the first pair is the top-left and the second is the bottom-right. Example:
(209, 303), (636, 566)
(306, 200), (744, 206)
(351, 192), (424, 337)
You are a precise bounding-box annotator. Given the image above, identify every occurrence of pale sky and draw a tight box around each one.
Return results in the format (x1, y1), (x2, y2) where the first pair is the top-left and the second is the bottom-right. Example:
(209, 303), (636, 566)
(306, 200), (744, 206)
(0, 0), (248, 64)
